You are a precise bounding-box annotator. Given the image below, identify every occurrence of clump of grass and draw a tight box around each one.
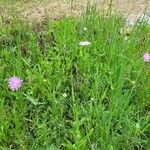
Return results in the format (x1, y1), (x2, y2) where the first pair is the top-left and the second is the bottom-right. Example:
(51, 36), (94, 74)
(0, 8), (150, 149)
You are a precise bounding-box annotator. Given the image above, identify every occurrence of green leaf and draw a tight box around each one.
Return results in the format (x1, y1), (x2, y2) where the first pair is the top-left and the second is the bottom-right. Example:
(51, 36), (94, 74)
(23, 93), (46, 105)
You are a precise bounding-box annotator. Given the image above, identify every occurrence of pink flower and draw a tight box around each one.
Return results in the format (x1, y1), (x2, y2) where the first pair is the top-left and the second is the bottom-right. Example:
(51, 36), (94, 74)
(144, 53), (150, 62)
(8, 76), (23, 91)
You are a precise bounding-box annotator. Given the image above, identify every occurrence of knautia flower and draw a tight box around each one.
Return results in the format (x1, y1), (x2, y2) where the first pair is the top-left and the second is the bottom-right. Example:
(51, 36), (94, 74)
(144, 53), (150, 62)
(8, 76), (23, 91)
(79, 41), (91, 46)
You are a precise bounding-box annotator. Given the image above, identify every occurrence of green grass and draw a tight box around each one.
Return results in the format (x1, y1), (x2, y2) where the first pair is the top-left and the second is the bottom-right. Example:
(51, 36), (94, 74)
(0, 9), (150, 150)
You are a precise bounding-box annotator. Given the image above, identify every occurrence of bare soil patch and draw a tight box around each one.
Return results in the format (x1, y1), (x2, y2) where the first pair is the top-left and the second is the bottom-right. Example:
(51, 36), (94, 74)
(1, 0), (149, 24)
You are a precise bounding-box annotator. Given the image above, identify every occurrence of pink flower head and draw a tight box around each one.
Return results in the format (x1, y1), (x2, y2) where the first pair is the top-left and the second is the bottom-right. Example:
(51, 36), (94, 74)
(8, 76), (23, 91)
(144, 53), (150, 62)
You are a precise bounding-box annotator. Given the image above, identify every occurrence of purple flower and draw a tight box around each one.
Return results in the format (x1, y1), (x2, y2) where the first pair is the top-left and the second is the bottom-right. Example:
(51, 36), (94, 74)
(144, 53), (150, 62)
(8, 76), (23, 91)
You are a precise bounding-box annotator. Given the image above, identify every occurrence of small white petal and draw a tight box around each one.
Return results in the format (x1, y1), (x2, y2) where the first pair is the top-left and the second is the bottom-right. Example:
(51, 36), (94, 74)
(79, 41), (91, 46)
(62, 93), (67, 98)
(83, 27), (87, 31)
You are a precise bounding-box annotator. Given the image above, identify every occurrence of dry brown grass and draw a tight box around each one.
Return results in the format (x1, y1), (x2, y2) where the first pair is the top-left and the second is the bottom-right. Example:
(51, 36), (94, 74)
(0, 0), (149, 24)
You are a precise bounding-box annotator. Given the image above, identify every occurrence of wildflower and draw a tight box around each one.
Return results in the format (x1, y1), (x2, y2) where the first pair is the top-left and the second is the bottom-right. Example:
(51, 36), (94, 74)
(8, 76), (23, 91)
(79, 41), (91, 46)
(144, 53), (150, 62)
(131, 80), (136, 85)
(62, 93), (67, 98)
(136, 123), (140, 129)
(83, 27), (87, 31)
(90, 98), (94, 101)
(43, 79), (47, 82)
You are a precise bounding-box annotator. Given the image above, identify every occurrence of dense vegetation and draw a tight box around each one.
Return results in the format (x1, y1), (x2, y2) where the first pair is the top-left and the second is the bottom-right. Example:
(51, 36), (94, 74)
(0, 9), (150, 149)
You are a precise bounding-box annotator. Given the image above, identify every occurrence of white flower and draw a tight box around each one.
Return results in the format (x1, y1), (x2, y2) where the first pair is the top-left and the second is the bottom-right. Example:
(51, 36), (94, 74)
(79, 41), (91, 46)
(62, 93), (67, 98)
(83, 27), (87, 31)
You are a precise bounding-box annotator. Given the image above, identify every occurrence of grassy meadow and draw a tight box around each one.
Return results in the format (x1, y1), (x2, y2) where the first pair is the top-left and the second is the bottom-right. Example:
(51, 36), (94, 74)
(0, 4), (150, 150)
